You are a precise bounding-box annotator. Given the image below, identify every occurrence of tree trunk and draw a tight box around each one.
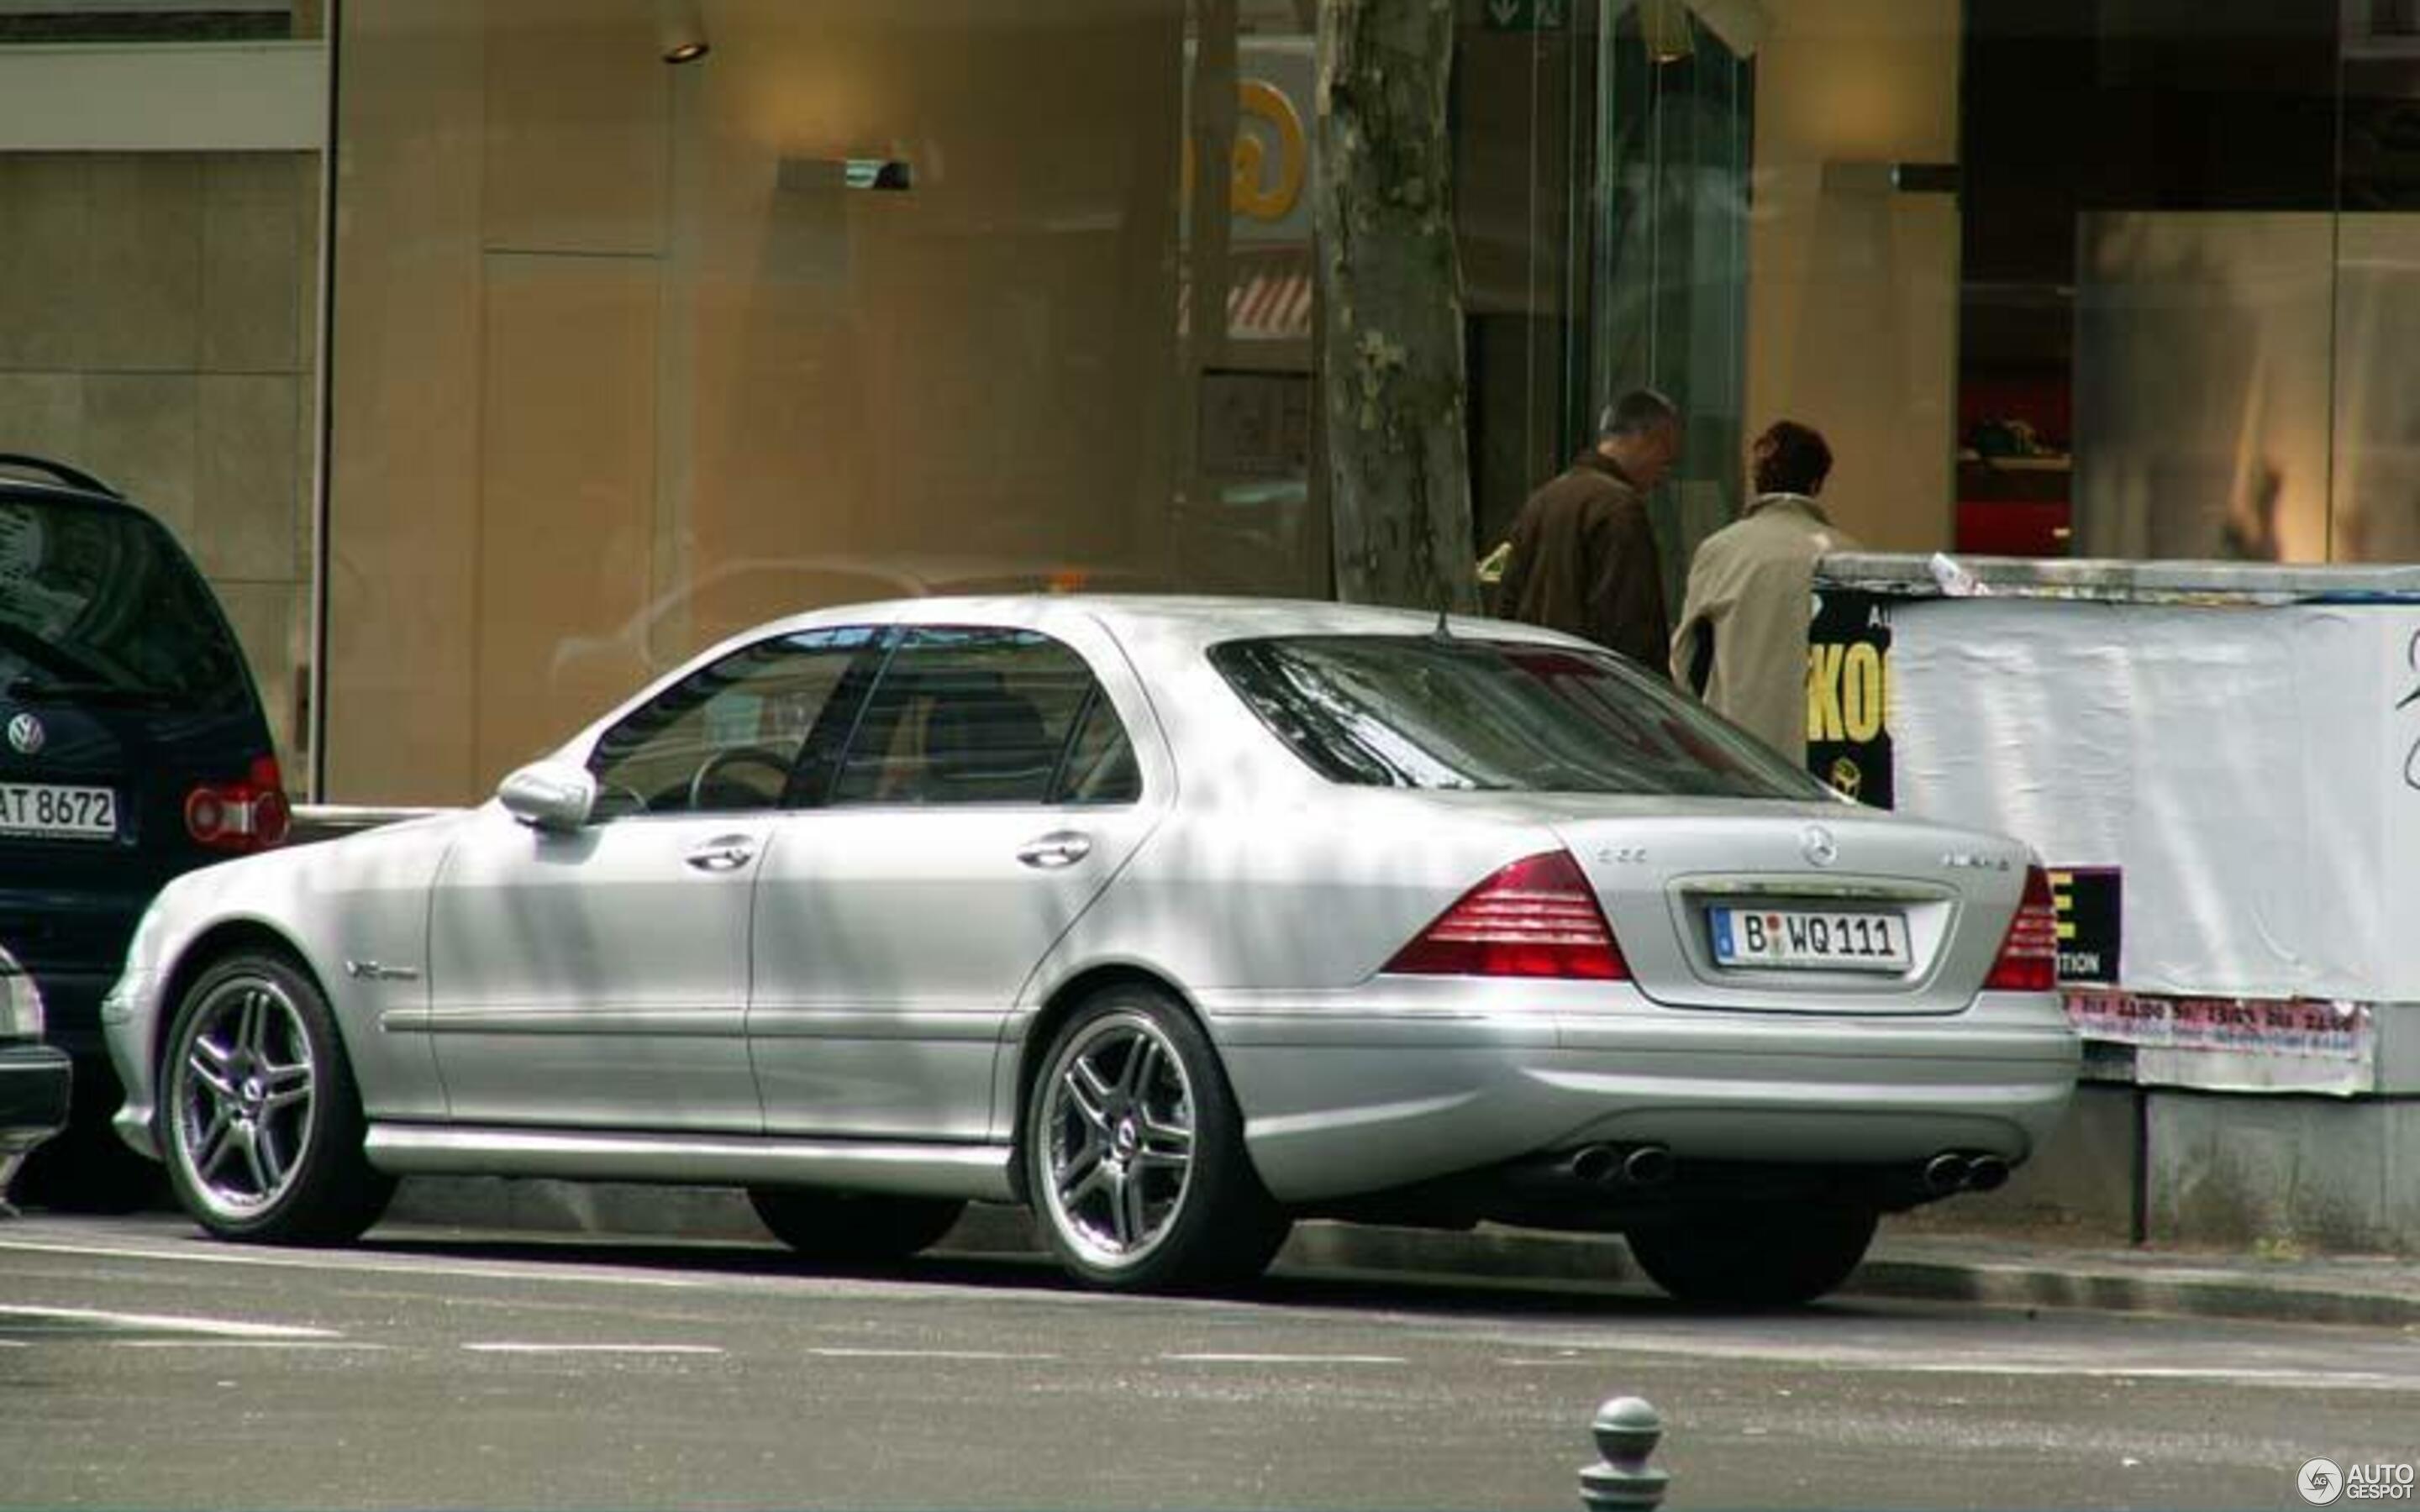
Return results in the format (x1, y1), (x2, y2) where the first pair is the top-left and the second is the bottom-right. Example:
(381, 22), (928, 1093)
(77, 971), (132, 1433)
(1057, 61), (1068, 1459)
(1313, 0), (1474, 612)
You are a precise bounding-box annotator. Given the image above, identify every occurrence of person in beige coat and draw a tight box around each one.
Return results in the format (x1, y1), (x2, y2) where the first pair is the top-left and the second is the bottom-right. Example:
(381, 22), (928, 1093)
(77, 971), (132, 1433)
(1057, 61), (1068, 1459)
(1669, 421), (1858, 764)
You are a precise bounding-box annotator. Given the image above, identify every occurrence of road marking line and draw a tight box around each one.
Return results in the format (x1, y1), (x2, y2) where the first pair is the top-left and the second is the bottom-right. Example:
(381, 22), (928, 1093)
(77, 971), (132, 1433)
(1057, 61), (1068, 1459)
(0, 1236), (728, 1290)
(1528, 1333), (2420, 1392)
(1162, 1352), (1407, 1365)
(114, 1341), (387, 1352)
(1895, 1361), (2415, 1389)
(808, 1347), (1060, 1362)
(0, 1305), (337, 1340)
(462, 1342), (726, 1356)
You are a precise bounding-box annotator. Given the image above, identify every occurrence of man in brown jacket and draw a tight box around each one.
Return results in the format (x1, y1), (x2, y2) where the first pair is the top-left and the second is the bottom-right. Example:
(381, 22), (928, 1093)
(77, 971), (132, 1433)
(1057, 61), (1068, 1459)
(1491, 389), (1682, 673)
(1669, 419), (1859, 764)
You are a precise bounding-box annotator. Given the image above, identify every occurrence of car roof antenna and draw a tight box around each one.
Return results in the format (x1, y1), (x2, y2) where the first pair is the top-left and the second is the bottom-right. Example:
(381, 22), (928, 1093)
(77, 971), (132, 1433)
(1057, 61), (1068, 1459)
(1432, 601), (1455, 640)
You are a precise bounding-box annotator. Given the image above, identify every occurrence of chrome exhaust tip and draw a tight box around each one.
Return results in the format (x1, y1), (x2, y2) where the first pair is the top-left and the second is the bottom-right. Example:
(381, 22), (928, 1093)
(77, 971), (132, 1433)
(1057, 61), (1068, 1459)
(1618, 1144), (1675, 1188)
(1921, 1152), (1971, 1195)
(1568, 1144), (1618, 1184)
(1965, 1155), (2011, 1192)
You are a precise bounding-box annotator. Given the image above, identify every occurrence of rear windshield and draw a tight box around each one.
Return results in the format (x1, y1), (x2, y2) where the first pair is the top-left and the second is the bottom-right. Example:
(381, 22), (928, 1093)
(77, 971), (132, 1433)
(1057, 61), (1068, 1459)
(0, 496), (250, 711)
(1209, 634), (1832, 800)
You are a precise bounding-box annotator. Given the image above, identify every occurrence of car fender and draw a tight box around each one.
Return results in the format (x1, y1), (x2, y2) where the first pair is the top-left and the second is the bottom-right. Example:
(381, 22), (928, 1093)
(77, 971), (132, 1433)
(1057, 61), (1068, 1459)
(128, 811), (468, 1126)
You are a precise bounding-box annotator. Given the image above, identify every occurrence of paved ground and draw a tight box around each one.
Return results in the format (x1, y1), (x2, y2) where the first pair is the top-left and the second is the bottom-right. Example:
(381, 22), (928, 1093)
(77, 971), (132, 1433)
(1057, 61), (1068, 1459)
(3, 1210), (2415, 1509)
(386, 1179), (2420, 1331)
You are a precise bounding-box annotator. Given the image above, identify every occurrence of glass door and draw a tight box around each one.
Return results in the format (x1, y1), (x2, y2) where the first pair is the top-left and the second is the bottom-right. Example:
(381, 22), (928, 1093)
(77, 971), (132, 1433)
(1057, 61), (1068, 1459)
(1593, 0), (1754, 610)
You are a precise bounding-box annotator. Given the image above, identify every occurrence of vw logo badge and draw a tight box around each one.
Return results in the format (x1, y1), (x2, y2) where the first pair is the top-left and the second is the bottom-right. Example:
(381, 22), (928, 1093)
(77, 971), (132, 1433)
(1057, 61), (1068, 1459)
(1801, 823), (1839, 868)
(5, 711), (43, 757)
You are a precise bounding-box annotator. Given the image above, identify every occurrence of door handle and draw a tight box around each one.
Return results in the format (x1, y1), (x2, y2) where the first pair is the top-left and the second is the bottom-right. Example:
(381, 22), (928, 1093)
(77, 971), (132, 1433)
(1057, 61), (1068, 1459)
(684, 835), (758, 873)
(1016, 831), (1093, 869)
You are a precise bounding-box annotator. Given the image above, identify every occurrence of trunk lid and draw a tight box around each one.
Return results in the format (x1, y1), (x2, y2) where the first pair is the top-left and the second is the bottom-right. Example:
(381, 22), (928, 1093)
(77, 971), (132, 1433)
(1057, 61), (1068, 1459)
(1520, 795), (2032, 1014)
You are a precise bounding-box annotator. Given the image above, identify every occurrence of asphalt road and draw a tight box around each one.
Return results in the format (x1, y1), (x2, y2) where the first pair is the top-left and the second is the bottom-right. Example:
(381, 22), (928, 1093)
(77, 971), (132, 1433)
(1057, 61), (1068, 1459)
(2, 1212), (2413, 1510)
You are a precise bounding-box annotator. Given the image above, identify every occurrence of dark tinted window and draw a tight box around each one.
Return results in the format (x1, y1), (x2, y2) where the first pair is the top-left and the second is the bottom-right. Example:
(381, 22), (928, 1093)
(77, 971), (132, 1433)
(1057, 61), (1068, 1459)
(833, 627), (1123, 806)
(1210, 635), (1832, 800)
(0, 498), (249, 711)
(588, 627), (880, 816)
(1054, 685), (1141, 805)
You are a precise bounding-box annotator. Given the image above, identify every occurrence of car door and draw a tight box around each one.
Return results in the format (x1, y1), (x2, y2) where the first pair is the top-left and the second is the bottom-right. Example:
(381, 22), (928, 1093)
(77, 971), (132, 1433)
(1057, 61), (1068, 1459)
(425, 625), (885, 1131)
(748, 618), (1164, 1141)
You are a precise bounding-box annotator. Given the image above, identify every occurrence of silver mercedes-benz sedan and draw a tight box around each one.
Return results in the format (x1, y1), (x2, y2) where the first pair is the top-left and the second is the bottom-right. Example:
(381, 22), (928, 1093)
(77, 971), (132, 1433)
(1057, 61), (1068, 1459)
(102, 596), (2078, 1305)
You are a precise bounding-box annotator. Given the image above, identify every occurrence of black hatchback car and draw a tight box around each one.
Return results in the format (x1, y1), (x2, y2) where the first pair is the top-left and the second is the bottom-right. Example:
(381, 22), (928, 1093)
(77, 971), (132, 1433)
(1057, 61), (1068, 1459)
(0, 454), (288, 1205)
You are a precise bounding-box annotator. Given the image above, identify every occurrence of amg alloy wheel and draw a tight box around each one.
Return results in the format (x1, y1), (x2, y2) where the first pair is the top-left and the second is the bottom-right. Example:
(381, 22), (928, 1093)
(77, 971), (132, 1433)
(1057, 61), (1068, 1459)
(160, 951), (392, 1243)
(1025, 986), (1286, 1292)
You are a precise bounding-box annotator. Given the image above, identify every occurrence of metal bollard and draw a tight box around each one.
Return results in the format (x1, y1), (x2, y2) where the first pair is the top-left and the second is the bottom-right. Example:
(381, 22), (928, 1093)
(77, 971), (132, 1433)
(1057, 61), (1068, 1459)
(1579, 1395), (1670, 1510)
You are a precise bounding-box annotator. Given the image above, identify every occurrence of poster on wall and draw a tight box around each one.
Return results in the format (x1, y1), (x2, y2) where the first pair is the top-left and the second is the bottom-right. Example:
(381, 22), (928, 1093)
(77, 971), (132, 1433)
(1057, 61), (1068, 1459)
(2049, 866), (2121, 984)
(2064, 990), (2376, 1095)
(1198, 370), (1311, 479)
(1804, 586), (1893, 807)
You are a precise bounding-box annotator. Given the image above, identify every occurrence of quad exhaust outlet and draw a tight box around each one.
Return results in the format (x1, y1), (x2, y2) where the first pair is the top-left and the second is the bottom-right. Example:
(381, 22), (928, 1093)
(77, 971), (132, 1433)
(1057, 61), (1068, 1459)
(1567, 1142), (1675, 1189)
(1921, 1150), (2012, 1195)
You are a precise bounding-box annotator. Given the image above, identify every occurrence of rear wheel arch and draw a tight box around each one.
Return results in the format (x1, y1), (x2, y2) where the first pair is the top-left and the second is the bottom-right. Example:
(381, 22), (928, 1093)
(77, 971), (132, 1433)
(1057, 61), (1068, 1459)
(1009, 963), (1208, 1203)
(1016, 972), (1289, 1291)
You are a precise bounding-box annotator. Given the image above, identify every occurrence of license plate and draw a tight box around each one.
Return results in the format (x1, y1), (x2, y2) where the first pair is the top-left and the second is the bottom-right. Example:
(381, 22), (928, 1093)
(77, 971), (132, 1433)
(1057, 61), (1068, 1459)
(0, 782), (118, 841)
(1710, 905), (1910, 972)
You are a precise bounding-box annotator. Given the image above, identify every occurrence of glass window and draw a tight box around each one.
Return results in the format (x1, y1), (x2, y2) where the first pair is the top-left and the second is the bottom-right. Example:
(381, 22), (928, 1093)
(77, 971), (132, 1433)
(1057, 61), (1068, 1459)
(586, 626), (881, 816)
(1054, 685), (1143, 805)
(830, 627), (1116, 806)
(1209, 634), (1829, 799)
(0, 498), (250, 714)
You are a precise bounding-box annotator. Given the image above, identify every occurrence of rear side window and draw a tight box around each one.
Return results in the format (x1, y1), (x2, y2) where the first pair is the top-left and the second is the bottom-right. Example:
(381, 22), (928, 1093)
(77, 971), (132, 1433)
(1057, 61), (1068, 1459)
(1209, 635), (1831, 800)
(831, 627), (1136, 806)
(0, 498), (249, 711)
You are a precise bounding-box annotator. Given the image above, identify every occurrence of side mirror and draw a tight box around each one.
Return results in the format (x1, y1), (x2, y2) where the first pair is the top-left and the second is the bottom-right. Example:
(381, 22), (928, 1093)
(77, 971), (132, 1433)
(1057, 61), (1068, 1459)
(497, 760), (597, 833)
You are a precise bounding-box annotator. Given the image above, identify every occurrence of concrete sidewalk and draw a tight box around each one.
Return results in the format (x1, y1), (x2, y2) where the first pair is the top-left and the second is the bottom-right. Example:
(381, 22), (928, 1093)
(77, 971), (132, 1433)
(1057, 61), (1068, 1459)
(387, 1178), (2420, 1330)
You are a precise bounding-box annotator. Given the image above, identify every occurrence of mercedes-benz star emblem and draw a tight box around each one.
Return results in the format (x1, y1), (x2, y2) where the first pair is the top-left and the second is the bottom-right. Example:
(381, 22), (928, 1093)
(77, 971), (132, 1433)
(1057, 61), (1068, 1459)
(1802, 823), (1839, 868)
(5, 711), (43, 757)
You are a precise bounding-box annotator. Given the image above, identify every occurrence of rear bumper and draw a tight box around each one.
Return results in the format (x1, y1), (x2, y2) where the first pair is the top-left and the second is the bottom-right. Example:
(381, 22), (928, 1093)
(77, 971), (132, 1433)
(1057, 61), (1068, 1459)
(0, 1042), (73, 1156)
(1202, 983), (2081, 1205)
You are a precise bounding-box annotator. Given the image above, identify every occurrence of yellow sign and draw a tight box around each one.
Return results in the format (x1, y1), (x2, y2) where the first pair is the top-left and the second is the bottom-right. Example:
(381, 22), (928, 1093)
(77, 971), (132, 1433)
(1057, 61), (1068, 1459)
(1183, 79), (1309, 224)
(1828, 756), (1863, 800)
(2050, 870), (2078, 942)
(1806, 641), (1887, 744)
(1232, 80), (1307, 221)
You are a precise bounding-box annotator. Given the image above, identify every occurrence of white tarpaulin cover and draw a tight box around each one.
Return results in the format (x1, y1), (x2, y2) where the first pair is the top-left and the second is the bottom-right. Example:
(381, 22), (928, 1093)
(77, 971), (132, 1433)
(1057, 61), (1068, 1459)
(1888, 597), (2420, 1002)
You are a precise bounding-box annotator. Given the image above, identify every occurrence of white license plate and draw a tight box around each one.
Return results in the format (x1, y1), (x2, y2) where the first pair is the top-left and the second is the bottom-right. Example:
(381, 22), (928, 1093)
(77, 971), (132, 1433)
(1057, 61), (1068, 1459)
(0, 782), (118, 840)
(1710, 905), (1910, 972)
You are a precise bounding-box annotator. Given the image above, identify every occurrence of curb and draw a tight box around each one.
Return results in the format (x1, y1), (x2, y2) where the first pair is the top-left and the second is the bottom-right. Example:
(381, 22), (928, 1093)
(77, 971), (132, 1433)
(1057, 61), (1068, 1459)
(384, 1177), (2420, 1331)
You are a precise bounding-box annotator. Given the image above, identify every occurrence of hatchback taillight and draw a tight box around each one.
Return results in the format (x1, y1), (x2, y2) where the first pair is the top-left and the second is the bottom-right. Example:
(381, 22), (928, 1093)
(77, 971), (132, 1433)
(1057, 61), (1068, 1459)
(1983, 864), (2059, 992)
(186, 755), (291, 854)
(1383, 850), (1628, 980)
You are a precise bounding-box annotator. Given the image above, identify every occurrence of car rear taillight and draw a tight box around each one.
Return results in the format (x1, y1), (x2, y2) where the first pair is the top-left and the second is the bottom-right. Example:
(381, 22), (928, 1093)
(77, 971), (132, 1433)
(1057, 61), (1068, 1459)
(1982, 864), (2058, 992)
(185, 755), (291, 854)
(1383, 850), (1628, 980)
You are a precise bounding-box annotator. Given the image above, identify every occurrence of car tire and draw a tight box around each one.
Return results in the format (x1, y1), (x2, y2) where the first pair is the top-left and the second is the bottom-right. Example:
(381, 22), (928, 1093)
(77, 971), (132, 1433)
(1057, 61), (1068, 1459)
(159, 950), (393, 1244)
(746, 1186), (965, 1263)
(1624, 1203), (1879, 1307)
(1024, 984), (1289, 1293)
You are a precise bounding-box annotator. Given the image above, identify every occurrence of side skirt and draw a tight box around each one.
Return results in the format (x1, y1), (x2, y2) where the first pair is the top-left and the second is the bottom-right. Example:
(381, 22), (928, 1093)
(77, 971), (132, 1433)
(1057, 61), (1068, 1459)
(364, 1123), (1017, 1203)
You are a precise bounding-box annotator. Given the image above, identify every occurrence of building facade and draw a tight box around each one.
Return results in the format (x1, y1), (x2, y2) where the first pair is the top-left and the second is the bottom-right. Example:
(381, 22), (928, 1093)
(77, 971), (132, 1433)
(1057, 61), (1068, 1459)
(3, 0), (2418, 805)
